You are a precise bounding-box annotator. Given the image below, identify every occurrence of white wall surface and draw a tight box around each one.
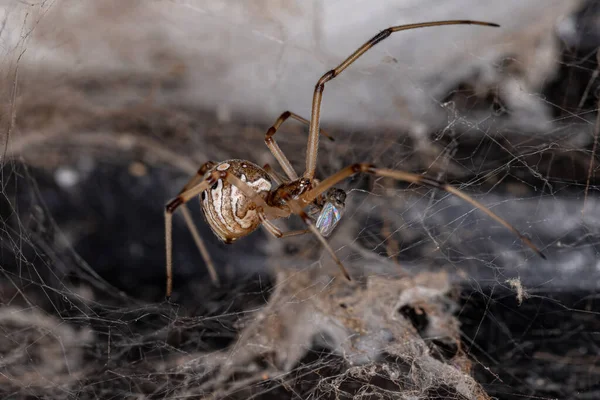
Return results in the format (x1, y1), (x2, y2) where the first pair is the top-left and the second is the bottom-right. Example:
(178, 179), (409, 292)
(1, 0), (579, 131)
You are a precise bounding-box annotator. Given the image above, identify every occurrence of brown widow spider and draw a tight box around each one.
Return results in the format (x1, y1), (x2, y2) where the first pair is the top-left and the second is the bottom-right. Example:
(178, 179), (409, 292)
(164, 20), (546, 298)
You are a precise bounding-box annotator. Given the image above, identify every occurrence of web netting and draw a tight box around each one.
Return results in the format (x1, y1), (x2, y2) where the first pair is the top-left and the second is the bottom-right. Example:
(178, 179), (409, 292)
(1, 1), (599, 399)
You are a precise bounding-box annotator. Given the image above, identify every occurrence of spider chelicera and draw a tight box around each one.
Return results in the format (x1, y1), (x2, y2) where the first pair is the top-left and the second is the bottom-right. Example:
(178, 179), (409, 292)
(164, 20), (545, 298)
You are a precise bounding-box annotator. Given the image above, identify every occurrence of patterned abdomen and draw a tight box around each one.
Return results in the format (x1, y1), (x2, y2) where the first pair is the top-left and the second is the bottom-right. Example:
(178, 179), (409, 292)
(200, 160), (272, 243)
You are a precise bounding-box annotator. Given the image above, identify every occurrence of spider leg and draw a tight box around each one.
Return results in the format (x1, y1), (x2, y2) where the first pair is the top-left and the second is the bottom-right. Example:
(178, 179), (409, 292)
(166, 176), (216, 299)
(259, 213), (310, 238)
(179, 204), (219, 286)
(172, 162), (220, 284)
(178, 161), (216, 194)
(301, 163), (546, 260)
(219, 171), (288, 219)
(302, 20), (499, 179)
(279, 194), (351, 280)
(263, 163), (287, 185)
(172, 170), (277, 213)
(265, 110), (334, 181)
(175, 161), (221, 286)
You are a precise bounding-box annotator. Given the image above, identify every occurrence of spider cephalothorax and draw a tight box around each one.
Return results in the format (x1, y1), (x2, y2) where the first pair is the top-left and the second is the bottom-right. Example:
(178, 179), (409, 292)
(164, 20), (545, 298)
(268, 178), (313, 208)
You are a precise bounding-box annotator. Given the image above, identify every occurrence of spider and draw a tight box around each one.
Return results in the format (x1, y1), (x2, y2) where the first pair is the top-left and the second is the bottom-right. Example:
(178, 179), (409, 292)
(164, 20), (545, 298)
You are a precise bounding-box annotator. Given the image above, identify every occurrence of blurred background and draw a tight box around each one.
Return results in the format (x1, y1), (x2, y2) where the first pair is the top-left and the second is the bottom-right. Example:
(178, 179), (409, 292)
(1, 0), (599, 399)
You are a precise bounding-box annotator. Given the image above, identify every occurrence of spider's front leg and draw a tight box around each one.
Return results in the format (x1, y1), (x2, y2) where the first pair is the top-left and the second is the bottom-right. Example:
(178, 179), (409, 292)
(264, 110), (334, 181)
(301, 20), (499, 179)
(301, 163), (546, 260)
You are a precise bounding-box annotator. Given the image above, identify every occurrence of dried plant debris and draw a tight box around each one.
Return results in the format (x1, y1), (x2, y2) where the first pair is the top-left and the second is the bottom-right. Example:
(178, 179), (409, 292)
(167, 269), (486, 399)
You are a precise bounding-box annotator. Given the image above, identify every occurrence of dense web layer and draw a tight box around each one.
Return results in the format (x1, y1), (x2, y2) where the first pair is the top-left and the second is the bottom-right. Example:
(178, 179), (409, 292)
(1, 1), (599, 399)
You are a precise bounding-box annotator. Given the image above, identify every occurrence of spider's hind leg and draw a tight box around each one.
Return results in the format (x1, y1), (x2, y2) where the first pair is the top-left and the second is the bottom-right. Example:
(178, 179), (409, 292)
(169, 161), (221, 287)
(264, 110), (334, 181)
(165, 175), (217, 299)
(179, 204), (220, 286)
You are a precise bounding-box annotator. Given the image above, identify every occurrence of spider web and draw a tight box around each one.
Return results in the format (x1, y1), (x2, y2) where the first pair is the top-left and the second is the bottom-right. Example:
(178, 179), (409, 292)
(1, 1), (599, 399)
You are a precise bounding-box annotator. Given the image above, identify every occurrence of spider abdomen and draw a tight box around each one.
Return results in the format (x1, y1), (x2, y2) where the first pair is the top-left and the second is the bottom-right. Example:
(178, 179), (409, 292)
(200, 159), (272, 243)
